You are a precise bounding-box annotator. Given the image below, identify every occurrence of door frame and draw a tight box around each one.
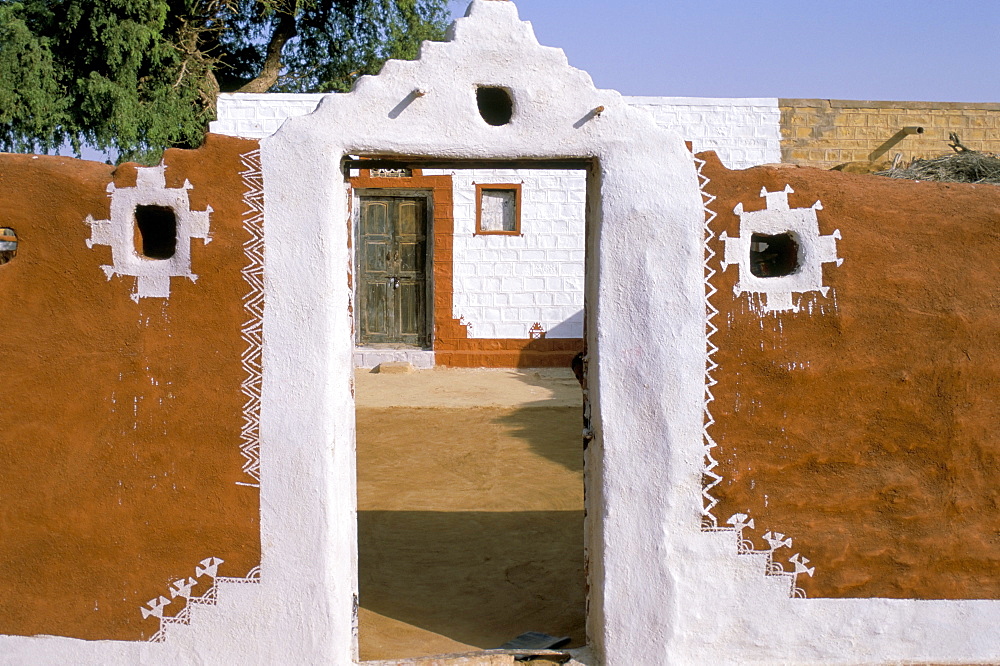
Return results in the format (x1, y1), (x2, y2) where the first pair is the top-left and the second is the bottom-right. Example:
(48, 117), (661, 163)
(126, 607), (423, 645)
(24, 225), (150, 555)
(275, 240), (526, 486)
(352, 188), (435, 349)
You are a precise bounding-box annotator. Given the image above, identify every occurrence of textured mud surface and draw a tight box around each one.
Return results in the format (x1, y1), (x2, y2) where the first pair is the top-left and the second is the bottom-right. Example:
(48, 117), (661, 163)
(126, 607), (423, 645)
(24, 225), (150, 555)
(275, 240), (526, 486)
(0, 138), (260, 641)
(701, 151), (1000, 599)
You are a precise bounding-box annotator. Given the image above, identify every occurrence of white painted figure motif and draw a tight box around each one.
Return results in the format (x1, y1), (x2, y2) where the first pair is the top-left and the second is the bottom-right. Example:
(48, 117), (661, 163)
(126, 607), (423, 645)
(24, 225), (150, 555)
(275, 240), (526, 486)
(720, 185), (841, 313)
(85, 165), (212, 302)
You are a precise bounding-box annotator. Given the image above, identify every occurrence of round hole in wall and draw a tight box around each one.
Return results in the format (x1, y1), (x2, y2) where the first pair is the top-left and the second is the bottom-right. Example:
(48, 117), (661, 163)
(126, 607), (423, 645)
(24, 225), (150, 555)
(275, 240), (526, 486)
(750, 232), (799, 278)
(0, 227), (17, 265)
(476, 86), (513, 126)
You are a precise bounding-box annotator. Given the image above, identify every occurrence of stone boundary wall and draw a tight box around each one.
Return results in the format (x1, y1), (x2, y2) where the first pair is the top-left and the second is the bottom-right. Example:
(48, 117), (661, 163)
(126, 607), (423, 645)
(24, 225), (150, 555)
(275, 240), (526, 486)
(780, 98), (1000, 169)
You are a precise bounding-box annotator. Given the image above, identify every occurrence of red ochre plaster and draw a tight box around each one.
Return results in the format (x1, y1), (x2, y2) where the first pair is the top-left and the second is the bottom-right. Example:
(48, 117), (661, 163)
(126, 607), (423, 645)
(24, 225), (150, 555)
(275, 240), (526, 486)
(699, 151), (1000, 599)
(0, 134), (261, 640)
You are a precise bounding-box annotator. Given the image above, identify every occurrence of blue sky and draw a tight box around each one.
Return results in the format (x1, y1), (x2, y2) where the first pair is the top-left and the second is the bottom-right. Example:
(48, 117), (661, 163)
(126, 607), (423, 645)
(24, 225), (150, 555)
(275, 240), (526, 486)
(455, 0), (1000, 103)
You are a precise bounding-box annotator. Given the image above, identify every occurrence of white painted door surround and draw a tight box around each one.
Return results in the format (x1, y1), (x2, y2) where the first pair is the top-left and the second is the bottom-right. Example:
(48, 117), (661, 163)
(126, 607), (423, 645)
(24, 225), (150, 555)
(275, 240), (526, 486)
(262, 2), (706, 662)
(261, 4), (1000, 663)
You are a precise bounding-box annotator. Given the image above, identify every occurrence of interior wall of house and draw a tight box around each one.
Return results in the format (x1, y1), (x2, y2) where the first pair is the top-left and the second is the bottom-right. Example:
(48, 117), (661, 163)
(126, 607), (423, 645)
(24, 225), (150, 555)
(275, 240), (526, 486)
(423, 167), (586, 340)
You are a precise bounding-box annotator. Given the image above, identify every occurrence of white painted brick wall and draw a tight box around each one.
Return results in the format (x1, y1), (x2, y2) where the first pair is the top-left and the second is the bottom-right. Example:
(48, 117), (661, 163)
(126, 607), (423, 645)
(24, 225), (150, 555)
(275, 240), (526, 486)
(210, 93), (327, 139)
(425, 168), (585, 339)
(212, 94), (781, 169)
(623, 96), (782, 169)
(213, 94), (779, 340)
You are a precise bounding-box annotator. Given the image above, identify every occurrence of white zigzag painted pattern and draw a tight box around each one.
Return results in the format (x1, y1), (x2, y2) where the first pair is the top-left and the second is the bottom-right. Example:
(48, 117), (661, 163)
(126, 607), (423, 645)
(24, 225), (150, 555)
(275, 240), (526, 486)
(694, 154), (722, 527)
(238, 149), (264, 487)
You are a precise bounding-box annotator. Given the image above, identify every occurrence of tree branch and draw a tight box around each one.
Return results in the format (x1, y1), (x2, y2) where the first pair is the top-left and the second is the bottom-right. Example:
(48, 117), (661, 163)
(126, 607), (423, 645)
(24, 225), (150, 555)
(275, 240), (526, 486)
(235, 11), (297, 93)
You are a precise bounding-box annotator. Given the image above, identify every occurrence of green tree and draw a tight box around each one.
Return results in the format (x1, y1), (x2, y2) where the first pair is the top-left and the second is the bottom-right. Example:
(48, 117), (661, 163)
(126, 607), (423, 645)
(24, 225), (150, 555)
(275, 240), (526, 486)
(0, 0), (451, 162)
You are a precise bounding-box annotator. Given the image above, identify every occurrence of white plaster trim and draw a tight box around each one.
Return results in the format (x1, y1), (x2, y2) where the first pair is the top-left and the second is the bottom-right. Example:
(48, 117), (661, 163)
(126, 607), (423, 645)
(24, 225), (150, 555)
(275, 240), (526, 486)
(259, 2), (707, 661)
(238, 149), (265, 487)
(622, 95), (781, 106)
(706, 514), (816, 598)
(144, 558), (262, 643)
(721, 185), (842, 313)
(85, 165), (212, 302)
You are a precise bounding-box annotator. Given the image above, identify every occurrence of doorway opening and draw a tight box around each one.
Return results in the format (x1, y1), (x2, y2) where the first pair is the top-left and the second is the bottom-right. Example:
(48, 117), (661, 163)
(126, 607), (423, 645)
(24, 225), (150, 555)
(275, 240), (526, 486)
(356, 194), (430, 348)
(351, 158), (590, 662)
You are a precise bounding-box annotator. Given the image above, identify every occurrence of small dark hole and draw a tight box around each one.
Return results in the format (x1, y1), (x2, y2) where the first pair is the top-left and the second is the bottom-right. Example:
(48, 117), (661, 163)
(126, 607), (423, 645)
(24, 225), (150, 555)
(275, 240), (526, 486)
(135, 205), (177, 260)
(477, 86), (513, 126)
(750, 232), (798, 278)
(0, 227), (16, 265)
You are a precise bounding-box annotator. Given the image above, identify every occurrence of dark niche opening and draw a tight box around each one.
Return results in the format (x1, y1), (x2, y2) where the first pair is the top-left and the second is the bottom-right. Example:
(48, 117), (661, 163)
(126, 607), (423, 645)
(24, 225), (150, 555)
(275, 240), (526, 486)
(750, 232), (799, 278)
(134, 205), (177, 260)
(0, 227), (16, 265)
(477, 86), (513, 126)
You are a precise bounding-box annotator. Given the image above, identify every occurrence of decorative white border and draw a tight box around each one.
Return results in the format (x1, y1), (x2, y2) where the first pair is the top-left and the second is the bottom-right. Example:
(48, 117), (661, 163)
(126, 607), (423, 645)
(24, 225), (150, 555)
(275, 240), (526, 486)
(144, 559), (261, 643)
(85, 165), (212, 302)
(238, 149), (265, 487)
(695, 156), (816, 597)
(720, 185), (841, 313)
(139, 150), (265, 642)
(694, 155), (722, 528)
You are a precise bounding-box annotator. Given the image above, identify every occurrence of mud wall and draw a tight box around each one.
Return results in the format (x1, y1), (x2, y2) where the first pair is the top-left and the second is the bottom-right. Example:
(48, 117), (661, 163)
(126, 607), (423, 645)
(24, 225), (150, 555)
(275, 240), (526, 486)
(700, 150), (1000, 599)
(0, 134), (261, 642)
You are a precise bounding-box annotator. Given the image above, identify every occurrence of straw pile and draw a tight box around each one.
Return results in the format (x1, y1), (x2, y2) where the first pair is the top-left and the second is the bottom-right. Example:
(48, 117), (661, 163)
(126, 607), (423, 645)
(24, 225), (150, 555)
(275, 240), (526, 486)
(876, 133), (1000, 184)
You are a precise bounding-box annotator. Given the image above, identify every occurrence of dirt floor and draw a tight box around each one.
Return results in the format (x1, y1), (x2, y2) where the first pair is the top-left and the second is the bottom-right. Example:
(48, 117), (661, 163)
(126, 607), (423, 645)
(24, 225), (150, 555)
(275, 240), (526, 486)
(355, 367), (585, 661)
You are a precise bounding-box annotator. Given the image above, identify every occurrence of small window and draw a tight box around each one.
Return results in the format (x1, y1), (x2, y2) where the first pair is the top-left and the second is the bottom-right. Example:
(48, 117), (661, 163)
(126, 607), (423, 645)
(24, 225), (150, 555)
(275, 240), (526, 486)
(0, 227), (17, 265)
(134, 205), (177, 260)
(476, 86), (513, 126)
(750, 232), (799, 277)
(475, 184), (521, 235)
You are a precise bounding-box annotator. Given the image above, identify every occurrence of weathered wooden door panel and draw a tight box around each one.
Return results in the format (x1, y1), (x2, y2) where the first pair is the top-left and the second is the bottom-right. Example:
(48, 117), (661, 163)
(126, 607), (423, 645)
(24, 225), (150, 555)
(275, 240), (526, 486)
(358, 195), (428, 346)
(397, 281), (425, 337)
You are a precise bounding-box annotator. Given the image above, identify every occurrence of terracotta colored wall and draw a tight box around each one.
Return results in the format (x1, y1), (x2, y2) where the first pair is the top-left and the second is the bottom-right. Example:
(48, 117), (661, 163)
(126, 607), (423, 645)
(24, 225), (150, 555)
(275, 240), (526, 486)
(700, 150), (1000, 599)
(349, 172), (582, 367)
(780, 98), (1000, 168)
(0, 134), (261, 640)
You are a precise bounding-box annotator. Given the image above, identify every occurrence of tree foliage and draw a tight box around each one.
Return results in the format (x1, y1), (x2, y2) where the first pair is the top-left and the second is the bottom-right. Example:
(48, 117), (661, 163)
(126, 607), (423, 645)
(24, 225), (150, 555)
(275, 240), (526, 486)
(0, 0), (450, 162)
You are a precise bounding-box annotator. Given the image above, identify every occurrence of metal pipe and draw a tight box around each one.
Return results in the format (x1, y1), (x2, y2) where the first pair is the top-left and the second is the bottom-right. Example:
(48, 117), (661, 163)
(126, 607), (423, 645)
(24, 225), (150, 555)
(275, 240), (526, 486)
(902, 126), (924, 135)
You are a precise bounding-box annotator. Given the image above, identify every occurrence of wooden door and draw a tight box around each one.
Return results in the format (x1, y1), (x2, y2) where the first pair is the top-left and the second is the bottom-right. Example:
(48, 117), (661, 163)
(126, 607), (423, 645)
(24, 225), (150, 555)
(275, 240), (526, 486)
(357, 196), (428, 346)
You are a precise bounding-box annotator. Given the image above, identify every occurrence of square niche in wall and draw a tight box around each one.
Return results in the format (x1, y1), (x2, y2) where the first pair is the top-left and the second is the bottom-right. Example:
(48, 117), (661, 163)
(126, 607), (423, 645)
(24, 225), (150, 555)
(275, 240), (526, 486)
(476, 183), (522, 235)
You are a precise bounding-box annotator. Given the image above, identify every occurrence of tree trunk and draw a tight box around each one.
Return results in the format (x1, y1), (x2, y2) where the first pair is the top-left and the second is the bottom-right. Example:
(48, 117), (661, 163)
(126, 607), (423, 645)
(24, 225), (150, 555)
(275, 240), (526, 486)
(235, 13), (297, 93)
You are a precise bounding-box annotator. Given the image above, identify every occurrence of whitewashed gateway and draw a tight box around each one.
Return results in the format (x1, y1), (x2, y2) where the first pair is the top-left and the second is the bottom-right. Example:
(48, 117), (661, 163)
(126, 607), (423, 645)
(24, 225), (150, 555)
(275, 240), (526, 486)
(6, 2), (1000, 665)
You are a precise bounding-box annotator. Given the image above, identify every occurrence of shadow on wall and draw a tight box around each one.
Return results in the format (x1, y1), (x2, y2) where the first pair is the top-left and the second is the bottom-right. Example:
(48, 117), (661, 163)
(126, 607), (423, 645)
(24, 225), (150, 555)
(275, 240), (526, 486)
(358, 510), (585, 654)
(515, 335), (583, 368)
(546, 309), (584, 339)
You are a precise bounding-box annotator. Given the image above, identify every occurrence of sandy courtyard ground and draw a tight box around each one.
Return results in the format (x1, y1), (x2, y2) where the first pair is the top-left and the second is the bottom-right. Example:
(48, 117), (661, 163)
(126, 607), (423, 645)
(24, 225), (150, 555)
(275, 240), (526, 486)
(355, 368), (585, 661)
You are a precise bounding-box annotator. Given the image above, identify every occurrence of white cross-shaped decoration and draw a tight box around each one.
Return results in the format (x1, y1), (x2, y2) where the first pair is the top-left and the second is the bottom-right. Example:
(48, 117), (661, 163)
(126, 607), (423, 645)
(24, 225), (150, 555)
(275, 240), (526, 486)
(720, 185), (841, 313)
(85, 165), (212, 302)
